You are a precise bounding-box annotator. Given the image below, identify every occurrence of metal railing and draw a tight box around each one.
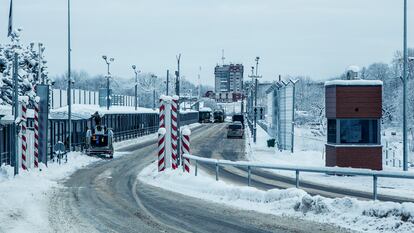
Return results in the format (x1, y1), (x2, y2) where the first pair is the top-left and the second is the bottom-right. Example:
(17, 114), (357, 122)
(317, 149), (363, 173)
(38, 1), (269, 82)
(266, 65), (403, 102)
(184, 154), (414, 200)
(113, 126), (158, 142)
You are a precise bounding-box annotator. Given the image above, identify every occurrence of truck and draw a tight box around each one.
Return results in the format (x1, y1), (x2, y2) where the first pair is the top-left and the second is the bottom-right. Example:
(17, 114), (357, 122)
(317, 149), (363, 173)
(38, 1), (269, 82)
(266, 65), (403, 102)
(232, 114), (245, 128)
(86, 112), (114, 158)
(213, 109), (225, 123)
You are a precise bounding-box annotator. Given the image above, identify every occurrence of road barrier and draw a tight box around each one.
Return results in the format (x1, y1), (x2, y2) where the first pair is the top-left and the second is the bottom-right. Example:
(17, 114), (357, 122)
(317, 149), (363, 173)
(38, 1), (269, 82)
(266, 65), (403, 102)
(34, 97), (39, 168)
(181, 127), (191, 173)
(158, 128), (166, 172)
(20, 98), (28, 170)
(183, 154), (414, 200)
(171, 96), (179, 169)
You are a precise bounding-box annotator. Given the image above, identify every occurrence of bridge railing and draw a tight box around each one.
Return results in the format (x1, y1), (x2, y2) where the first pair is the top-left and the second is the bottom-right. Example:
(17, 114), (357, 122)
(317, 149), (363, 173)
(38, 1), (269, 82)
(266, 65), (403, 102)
(183, 154), (414, 200)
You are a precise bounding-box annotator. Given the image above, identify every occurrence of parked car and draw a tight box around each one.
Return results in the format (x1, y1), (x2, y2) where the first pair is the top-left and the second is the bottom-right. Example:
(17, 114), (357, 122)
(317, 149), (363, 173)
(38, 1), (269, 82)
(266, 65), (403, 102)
(227, 122), (244, 139)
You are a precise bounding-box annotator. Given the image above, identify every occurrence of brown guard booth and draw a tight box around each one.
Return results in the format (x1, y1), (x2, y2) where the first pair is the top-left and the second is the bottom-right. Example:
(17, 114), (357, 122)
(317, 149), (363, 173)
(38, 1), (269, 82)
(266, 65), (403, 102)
(325, 80), (383, 170)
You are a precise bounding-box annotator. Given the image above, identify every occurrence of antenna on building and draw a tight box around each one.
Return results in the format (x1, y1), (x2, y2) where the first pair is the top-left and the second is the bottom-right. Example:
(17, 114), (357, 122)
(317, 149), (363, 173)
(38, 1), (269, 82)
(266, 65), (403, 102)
(221, 49), (225, 65)
(198, 66), (201, 98)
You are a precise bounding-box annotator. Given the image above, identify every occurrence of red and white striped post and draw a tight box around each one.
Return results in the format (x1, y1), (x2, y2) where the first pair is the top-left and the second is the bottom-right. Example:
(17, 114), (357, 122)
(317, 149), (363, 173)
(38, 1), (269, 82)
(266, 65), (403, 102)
(34, 97), (40, 168)
(159, 98), (165, 128)
(19, 97), (28, 170)
(158, 128), (166, 172)
(171, 96), (179, 169)
(181, 127), (191, 173)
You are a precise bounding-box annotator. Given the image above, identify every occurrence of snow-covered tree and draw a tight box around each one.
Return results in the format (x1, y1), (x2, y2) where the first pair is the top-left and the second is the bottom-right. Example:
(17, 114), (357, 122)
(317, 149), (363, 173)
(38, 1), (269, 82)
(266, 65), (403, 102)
(0, 29), (49, 106)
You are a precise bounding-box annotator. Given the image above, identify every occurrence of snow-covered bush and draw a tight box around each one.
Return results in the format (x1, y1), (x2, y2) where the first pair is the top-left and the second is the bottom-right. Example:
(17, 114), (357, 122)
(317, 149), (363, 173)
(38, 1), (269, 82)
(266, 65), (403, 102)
(0, 28), (49, 106)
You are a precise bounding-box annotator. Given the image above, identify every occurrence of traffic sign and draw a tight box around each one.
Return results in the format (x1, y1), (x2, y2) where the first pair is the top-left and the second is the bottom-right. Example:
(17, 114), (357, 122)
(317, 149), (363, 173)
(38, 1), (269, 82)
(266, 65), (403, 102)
(54, 141), (65, 154)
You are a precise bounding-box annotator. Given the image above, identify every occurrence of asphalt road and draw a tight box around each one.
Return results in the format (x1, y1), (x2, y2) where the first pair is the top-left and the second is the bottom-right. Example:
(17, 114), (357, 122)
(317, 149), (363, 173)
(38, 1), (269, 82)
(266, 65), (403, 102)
(49, 124), (351, 233)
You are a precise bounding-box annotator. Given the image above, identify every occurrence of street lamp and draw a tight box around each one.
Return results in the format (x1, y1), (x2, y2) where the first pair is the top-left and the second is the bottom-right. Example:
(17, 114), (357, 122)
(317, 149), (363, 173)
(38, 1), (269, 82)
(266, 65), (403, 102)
(102, 55), (114, 110)
(402, 0), (408, 171)
(67, 0), (72, 152)
(151, 74), (157, 109)
(132, 65), (141, 110)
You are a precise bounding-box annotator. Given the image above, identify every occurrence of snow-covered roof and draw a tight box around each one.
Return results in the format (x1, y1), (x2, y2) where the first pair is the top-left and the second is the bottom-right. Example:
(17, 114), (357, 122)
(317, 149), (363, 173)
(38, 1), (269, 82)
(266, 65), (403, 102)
(325, 80), (383, 87)
(199, 107), (212, 112)
(51, 105), (158, 119)
(0, 105), (35, 124)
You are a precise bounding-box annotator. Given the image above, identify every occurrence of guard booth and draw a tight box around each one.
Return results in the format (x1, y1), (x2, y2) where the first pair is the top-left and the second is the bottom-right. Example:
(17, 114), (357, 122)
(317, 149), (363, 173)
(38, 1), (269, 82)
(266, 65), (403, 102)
(325, 79), (383, 170)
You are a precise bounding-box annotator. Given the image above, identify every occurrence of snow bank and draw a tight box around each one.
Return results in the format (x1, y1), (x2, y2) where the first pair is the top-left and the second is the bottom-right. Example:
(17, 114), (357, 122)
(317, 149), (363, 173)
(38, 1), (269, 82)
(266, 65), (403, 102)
(139, 162), (414, 233)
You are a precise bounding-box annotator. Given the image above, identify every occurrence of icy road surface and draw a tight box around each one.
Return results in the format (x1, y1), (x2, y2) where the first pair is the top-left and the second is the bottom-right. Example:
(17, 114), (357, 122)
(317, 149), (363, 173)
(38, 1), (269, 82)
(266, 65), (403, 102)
(48, 124), (349, 233)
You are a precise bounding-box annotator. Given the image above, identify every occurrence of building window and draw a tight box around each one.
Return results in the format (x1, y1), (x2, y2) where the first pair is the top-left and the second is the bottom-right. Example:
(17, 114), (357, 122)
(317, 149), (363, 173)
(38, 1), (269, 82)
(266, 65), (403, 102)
(327, 119), (336, 143)
(339, 119), (378, 144)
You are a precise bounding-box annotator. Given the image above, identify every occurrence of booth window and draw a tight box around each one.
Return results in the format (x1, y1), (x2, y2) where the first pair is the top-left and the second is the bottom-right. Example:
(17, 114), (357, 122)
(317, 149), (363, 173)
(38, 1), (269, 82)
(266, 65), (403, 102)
(340, 119), (378, 144)
(327, 119), (336, 143)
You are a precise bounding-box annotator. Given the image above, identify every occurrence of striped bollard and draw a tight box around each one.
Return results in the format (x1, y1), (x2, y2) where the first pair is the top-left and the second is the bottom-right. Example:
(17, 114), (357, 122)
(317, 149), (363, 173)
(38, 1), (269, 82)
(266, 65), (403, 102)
(181, 127), (191, 173)
(158, 128), (166, 172)
(159, 99), (165, 128)
(34, 97), (40, 168)
(20, 97), (28, 170)
(171, 96), (179, 169)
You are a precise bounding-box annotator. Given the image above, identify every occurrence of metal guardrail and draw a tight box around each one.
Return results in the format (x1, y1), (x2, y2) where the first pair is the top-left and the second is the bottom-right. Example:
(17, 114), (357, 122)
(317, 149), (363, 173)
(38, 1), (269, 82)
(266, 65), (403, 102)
(183, 154), (414, 200)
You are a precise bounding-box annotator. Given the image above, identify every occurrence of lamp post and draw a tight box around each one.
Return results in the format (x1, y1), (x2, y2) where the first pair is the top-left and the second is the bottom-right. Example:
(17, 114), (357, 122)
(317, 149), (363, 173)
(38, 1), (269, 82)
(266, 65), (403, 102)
(132, 65), (140, 110)
(402, 0), (409, 171)
(151, 74), (157, 109)
(67, 0), (72, 152)
(102, 55), (114, 110)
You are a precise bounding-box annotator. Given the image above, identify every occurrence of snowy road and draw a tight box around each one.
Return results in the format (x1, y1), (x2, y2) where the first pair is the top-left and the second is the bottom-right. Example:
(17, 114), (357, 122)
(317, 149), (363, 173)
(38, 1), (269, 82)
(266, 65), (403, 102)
(48, 124), (349, 233)
(195, 124), (414, 203)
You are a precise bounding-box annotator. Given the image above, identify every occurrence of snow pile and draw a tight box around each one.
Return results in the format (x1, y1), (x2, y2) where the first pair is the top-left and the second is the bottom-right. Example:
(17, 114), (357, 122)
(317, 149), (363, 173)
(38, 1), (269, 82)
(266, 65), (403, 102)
(139, 162), (414, 233)
(0, 152), (99, 233)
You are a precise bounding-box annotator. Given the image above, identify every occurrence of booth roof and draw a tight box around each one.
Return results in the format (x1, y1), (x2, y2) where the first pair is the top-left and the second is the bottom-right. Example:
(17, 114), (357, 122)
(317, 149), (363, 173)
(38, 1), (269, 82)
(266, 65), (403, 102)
(325, 79), (383, 86)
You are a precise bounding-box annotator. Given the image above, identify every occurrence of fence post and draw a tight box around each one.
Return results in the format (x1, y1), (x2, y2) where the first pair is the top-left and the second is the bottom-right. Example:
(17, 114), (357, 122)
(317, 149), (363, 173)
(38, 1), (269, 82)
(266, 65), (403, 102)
(195, 160), (198, 176)
(215, 163), (219, 181)
(373, 175), (378, 200)
(295, 170), (300, 188)
(248, 166), (251, 186)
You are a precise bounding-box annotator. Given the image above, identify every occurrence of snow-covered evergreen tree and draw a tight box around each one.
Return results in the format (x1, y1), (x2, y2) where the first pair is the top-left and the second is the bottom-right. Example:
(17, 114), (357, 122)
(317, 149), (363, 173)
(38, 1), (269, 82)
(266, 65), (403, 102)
(0, 28), (49, 106)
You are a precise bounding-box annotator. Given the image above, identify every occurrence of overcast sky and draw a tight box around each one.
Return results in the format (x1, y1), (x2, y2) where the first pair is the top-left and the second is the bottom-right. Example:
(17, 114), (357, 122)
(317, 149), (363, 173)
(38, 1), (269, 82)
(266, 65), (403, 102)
(1, 0), (413, 85)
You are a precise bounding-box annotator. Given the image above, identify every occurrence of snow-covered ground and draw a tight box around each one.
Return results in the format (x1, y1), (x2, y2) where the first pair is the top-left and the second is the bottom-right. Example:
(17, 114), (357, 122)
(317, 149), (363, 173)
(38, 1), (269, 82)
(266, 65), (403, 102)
(0, 152), (99, 233)
(0, 122), (201, 233)
(245, 125), (414, 199)
(139, 162), (414, 233)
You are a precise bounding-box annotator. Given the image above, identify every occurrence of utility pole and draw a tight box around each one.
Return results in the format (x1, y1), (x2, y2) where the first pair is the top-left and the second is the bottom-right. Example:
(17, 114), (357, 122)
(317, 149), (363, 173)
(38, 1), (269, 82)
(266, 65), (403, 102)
(403, 0), (409, 171)
(198, 66), (201, 98)
(152, 74), (157, 109)
(132, 65), (140, 110)
(102, 55), (114, 110)
(67, 0), (72, 152)
(166, 69), (169, 96)
(253, 57), (260, 143)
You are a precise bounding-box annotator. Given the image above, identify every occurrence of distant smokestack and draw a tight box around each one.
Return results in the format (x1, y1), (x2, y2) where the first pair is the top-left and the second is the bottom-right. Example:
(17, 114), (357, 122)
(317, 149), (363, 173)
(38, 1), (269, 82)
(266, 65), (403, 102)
(278, 74), (281, 82)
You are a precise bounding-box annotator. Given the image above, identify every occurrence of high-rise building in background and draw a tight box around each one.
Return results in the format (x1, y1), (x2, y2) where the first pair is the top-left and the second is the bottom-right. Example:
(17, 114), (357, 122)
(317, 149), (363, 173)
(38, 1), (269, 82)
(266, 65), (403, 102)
(214, 64), (244, 102)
